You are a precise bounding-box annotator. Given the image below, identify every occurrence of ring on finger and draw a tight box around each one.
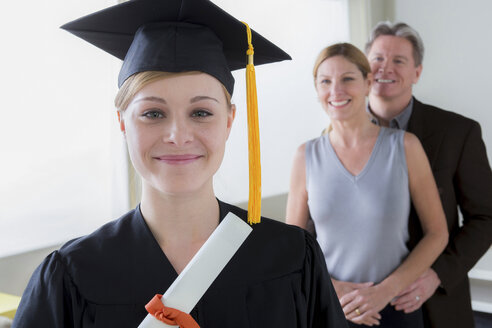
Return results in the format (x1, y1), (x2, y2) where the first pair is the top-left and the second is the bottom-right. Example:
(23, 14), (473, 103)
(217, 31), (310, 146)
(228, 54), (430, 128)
(416, 295), (420, 301)
(355, 308), (361, 316)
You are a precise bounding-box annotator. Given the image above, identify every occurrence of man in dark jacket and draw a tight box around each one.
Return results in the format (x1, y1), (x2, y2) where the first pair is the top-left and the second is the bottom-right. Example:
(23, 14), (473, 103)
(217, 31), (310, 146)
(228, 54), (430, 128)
(365, 21), (492, 328)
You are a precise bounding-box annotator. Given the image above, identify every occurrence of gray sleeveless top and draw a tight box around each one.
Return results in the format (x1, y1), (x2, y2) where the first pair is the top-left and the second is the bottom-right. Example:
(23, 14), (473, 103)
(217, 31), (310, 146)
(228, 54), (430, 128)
(306, 127), (410, 283)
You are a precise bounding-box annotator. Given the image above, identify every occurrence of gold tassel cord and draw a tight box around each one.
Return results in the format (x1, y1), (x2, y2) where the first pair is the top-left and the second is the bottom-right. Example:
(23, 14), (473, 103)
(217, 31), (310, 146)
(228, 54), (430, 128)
(242, 22), (261, 224)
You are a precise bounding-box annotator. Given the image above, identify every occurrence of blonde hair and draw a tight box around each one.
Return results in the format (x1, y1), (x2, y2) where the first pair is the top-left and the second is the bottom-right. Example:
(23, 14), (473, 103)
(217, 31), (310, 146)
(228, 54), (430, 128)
(313, 43), (371, 84)
(115, 71), (232, 112)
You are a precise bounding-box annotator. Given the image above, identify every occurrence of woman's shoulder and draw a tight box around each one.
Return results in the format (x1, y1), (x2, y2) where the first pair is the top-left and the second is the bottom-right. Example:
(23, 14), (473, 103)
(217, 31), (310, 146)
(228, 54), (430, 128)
(306, 133), (329, 148)
(378, 126), (408, 150)
(58, 208), (140, 259)
(53, 208), (151, 297)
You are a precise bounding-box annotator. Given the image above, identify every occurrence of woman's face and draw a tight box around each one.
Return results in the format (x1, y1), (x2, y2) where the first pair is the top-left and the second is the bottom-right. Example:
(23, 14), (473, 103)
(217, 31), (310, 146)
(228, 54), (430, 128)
(315, 55), (371, 122)
(121, 73), (235, 196)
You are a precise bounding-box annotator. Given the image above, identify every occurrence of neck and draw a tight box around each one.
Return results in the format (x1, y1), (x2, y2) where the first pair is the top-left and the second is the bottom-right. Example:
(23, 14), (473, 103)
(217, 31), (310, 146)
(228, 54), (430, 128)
(330, 110), (379, 148)
(368, 93), (412, 127)
(140, 183), (220, 247)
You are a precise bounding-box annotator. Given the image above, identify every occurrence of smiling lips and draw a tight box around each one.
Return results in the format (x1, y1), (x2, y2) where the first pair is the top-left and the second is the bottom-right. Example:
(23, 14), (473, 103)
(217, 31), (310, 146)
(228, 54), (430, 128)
(154, 154), (203, 165)
(375, 78), (396, 83)
(329, 99), (351, 107)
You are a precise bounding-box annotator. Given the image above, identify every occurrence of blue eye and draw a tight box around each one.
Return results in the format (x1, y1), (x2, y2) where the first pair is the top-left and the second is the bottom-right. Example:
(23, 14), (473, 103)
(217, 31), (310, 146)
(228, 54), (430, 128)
(320, 79), (330, 84)
(343, 77), (354, 82)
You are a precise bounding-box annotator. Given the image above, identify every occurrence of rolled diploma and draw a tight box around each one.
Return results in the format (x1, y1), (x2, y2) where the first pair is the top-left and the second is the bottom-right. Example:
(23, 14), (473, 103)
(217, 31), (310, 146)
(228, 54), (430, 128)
(138, 212), (253, 328)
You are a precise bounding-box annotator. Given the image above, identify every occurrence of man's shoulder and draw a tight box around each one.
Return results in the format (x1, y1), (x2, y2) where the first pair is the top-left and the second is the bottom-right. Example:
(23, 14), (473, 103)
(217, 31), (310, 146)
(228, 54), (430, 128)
(413, 98), (478, 129)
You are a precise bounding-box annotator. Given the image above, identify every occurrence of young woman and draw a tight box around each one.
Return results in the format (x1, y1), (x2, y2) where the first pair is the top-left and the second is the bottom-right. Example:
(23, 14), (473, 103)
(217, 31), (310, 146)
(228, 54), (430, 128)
(286, 43), (448, 328)
(12, 1), (346, 327)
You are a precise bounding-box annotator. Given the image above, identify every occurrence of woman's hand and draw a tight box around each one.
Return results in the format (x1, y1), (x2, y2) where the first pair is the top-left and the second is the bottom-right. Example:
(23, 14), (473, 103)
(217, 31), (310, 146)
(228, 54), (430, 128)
(340, 283), (394, 326)
(331, 278), (374, 299)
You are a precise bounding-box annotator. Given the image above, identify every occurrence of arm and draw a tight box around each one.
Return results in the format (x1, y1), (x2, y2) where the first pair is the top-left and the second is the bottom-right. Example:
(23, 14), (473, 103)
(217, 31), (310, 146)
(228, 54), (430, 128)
(12, 252), (77, 328)
(342, 133), (448, 320)
(384, 132), (449, 297)
(432, 121), (492, 291)
(286, 143), (310, 229)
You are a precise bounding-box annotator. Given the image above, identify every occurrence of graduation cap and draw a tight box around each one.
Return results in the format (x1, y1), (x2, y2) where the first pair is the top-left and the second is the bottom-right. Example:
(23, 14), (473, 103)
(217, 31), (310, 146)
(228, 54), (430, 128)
(61, 0), (291, 224)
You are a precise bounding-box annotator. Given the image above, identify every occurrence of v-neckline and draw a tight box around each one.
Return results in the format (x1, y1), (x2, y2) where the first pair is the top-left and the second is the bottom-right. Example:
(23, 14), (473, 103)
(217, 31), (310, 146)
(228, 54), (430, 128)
(326, 127), (384, 182)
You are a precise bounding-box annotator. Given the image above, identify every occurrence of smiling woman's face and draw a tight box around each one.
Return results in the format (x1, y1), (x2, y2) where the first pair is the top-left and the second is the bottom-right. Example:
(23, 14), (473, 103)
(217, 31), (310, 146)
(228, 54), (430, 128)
(315, 55), (371, 122)
(120, 72), (235, 196)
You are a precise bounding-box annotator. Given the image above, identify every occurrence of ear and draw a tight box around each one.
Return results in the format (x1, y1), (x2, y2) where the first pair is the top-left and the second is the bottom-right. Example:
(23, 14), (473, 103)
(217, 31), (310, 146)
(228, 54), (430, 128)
(413, 64), (423, 84)
(365, 72), (373, 96)
(226, 104), (236, 139)
(117, 111), (126, 133)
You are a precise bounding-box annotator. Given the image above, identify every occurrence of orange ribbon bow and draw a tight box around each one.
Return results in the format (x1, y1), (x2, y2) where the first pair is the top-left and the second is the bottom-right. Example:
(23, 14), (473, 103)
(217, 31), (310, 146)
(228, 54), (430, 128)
(145, 294), (200, 328)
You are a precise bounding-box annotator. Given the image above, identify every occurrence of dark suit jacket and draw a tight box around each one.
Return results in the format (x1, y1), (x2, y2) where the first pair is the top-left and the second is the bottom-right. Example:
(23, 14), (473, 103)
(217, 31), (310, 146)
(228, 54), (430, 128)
(406, 98), (492, 328)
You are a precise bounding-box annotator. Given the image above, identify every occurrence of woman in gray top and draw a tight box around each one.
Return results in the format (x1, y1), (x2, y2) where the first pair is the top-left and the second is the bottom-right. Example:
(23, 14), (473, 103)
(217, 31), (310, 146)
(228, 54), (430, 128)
(286, 43), (448, 328)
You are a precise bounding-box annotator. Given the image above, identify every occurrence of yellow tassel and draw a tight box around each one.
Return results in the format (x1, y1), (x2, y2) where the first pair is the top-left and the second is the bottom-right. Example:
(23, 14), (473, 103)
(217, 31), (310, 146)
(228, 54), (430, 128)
(242, 22), (261, 224)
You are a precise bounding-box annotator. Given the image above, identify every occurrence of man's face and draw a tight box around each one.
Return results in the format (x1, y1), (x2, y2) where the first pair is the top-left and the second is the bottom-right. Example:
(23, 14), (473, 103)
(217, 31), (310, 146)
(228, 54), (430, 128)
(367, 35), (422, 102)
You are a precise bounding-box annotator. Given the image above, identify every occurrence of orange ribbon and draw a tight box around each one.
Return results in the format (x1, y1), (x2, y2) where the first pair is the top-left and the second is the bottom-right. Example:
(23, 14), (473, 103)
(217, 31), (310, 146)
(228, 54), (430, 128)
(145, 294), (200, 328)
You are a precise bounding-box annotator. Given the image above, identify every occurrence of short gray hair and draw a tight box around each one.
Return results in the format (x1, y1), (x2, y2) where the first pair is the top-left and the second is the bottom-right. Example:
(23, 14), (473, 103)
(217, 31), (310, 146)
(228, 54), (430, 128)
(365, 21), (424, 67)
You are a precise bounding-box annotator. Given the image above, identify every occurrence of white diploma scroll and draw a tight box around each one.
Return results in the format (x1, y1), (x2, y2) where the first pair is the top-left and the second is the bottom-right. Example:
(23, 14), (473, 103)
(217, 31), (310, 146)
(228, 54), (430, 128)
(138, 212), (253, 328)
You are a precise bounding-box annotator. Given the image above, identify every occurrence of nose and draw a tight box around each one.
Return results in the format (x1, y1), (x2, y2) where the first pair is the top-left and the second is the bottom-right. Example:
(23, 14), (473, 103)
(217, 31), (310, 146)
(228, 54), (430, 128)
(330, 80), (344, 95)
(377, 59), (391, 74)
(163, 117), (193, 146)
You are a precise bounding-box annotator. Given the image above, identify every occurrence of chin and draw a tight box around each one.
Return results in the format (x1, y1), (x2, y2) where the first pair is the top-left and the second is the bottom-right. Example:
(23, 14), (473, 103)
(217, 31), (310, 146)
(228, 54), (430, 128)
(153, 175), (213, 197)
(373, 85), (397, 98)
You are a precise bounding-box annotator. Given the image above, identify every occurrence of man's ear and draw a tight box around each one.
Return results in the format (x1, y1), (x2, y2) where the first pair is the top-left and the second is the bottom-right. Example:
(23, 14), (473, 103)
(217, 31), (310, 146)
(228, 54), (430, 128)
(366, 72), (373, 96)
(414, 64), (423, 84)
(117, 111), (126, 133)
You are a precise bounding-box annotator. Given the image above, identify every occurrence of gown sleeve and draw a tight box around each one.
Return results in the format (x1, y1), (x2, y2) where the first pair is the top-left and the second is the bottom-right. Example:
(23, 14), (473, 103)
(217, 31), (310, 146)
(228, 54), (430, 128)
(303, 231), (348, 328)
(12, 251), (86, 328)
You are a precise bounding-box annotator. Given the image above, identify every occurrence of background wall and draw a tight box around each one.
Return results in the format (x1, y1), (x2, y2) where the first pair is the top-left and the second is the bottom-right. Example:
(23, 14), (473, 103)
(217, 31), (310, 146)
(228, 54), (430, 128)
(0, 0), (128, 259)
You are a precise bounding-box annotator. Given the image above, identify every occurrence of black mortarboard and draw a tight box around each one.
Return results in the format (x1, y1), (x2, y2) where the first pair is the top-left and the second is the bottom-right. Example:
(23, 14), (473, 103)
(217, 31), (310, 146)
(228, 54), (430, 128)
(60, 0), (291, 95)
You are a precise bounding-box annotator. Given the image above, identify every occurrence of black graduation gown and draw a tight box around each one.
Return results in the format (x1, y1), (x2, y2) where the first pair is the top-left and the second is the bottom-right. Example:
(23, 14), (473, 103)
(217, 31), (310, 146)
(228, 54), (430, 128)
(12, 200), (347, 328)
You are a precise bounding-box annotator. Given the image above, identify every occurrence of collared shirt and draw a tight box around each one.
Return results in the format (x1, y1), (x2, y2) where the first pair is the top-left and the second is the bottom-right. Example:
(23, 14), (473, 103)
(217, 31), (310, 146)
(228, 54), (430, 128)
(367, 98), (414, 131)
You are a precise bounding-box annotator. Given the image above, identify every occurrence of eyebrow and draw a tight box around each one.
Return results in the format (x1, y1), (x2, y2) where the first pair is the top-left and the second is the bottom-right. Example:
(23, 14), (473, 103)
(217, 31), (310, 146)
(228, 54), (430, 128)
(132, 95), (219, 105)
(190, 95), (219, 103)
(317, 71), (358, 78)
(133, 96), (167, 104)
(371, 52), (409, 61)
(394, 55), (408, 61)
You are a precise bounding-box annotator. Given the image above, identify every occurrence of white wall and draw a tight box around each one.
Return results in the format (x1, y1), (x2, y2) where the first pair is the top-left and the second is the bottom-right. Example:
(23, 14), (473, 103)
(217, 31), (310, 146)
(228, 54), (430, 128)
(0, 0), (129, 258)
(392, 0), (492, 164)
